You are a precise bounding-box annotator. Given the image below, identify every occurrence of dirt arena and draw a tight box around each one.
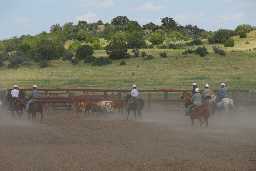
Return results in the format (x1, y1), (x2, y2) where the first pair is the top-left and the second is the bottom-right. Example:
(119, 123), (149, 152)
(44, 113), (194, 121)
(0, 102), (256, 171)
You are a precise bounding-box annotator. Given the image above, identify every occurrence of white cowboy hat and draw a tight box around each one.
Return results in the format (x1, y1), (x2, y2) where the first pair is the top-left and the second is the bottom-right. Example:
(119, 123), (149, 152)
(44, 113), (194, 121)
(221, 83), (226, 86)
(205, 84), (210, 88)
(33, 85), (38, 88)
(132, 84), (137, 88)
(192, 83), (197, 86)
(13, 85), (18, 88)
(195, 88), (200, 93)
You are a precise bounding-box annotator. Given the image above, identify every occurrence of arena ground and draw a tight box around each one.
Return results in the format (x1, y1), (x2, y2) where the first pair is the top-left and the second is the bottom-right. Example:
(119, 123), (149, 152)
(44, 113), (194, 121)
(0, 102), (256, 171)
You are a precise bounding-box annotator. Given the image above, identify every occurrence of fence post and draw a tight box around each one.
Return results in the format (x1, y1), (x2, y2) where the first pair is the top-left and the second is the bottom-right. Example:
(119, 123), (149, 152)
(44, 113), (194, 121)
(164, 92), (168, 101)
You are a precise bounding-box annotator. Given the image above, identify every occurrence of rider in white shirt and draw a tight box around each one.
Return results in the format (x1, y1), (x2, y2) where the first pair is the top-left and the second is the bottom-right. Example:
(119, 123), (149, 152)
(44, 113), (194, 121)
(11, 85), (20, 98)
(131, 85), (139, 97)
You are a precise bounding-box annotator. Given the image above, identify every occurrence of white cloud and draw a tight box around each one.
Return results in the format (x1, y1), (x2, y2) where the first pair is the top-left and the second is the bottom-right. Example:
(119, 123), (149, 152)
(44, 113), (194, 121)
(135, 2), (163, 12)
(75, 12), (99, 23)
(79, 0), (114, 8)
(219, 13), (244, 22)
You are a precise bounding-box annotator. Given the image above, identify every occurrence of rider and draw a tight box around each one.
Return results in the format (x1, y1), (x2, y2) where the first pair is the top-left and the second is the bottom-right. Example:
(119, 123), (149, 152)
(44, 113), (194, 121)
(131, 84), (139, 98)
(187, 88), (202, 114)
(10, 85), (20, 109)
(192, 83), (198, 95)
(11, 85), (20, 99)
(26, 85), (40, 111)
(202, 84), (213, 102)
(218, 83), (228, 102)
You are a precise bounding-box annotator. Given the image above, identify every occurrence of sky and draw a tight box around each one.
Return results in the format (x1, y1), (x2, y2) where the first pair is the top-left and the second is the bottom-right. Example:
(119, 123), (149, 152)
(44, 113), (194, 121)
(1, 0), (256, 40)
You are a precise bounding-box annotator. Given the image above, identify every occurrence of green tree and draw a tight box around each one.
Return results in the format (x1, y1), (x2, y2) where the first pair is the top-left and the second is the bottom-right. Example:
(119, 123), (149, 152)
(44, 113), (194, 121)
(33, 38), (65, 61)
(106, 33), (128, 60)
(148, 31), (164, 45)
(50, 24), (62, 33)
(126, 31), (145, 48)
(208, 29), (235, 44)
(76, 45), (94, 61)
(143, 22), (158, 31)
(161, 17), (177, 30)
(111, 16), (130, 26)
(235, 24), (254, 34)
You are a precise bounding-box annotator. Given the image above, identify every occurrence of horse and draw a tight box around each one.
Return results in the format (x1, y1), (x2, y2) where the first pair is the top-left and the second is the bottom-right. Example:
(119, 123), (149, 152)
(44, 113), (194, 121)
(27, 100), (44, 121)
(216, 98), (234, 112)
(190, 103), (210, 127)
(181, 91), (210, 127)
(181, 91), (192, 108)
(10, 98), (26, 119)
(125, 95), (144, 120)
(5, 90), (26, 119)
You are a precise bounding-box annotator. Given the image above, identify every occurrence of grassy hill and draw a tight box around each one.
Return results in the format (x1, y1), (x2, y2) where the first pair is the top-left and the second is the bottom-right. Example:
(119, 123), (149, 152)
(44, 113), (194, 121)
(1, 31), (256, 90)
(1, 50), (256, 90)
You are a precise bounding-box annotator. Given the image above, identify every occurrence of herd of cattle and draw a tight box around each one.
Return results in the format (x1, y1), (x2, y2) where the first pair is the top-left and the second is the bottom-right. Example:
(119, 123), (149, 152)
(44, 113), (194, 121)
(0, 90), (141, 120)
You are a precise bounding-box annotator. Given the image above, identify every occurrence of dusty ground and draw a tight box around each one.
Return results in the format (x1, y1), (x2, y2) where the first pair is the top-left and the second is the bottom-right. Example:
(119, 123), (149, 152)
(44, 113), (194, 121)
(0, 103), (256, 171)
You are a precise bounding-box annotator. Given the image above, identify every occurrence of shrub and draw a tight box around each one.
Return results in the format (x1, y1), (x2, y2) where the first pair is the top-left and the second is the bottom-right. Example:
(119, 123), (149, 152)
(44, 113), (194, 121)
(239, 32), (247, 38)
(63, 50), (74, 61)
(39, 60), (48, 68)
(92, 57), (112, 66)
(132, 48), (140, 57)
(8, 55), (26, 68)
(120, 60), (126, 65)
(106, 34), (128, 60)
(195, 47), (208, 57)
(160, 52), (168, 58)
(84, 55), (96, 64)
(213, 46), (226, 56)
(182, 48), (194, 55)
(189, 39), (203, 46)
(224, 38), (235, 47)
(76, 45), (94, 61)
(208, 29), (235, 44)
(143, 55), (154, 60)
(141, 51), (147, 57)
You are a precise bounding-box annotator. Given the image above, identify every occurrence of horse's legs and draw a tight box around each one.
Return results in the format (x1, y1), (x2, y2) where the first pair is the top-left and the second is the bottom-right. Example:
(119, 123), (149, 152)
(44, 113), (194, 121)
(205, 117), (209, 127)
(32, 112), (36, 120)
(127, 109), (130, 120)
(191, 118), (194, 126)
(199, 118), (203, 127)
(40, 112), (43, 121)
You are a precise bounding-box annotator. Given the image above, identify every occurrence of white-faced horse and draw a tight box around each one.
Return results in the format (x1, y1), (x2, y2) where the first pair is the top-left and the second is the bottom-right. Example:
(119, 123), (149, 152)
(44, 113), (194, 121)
(217, 98), (235, 112)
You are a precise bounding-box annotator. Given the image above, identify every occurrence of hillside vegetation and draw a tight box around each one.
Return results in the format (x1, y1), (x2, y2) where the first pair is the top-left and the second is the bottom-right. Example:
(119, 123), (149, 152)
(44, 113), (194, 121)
(0, 17), (256, 89)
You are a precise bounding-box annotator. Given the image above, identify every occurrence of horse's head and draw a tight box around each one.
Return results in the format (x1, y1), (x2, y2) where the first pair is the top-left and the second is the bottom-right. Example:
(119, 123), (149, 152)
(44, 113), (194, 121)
(181, 91), (192, 107)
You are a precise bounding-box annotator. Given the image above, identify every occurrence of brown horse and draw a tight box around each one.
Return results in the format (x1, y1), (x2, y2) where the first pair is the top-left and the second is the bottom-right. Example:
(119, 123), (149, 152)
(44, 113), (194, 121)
(181, 91), (192, 108)
(190, 103), (210, 127)
(27, 101), (44, 121)
(181, 91), (210, 127)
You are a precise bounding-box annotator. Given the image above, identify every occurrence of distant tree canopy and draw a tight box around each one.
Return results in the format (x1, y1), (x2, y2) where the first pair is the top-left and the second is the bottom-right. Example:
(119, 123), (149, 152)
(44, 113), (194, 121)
(235, 24), (254, 34)
(111, 16), (130, 26)
(208, 29), (235, 44)
(0, 15), (254, 68)
(106, 33), (128, 60)
(76, 45), (94, 61)
(161, 17), (178, 30)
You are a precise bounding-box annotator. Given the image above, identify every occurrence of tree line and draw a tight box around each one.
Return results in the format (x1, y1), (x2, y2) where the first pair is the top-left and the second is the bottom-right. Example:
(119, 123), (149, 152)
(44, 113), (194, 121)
(0, 16), (254, 68)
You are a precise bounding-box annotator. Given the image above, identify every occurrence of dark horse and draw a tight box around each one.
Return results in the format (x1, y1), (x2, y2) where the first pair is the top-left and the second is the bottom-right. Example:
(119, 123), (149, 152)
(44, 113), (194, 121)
(125, 95), (144, 120)
(181, 91), (210, 127)
(27, 100), (44, 121)
(6, 90), (26, 119)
